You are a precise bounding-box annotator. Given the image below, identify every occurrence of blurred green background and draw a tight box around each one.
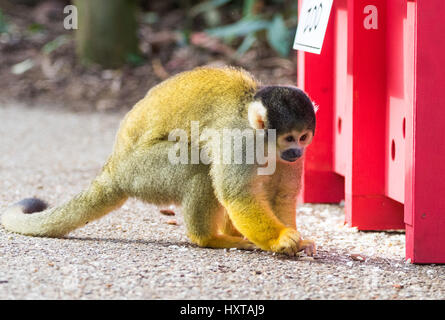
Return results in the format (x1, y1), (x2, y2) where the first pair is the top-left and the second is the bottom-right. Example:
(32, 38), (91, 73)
(1, 0), (298, 68)
(0, 0), (299, 111)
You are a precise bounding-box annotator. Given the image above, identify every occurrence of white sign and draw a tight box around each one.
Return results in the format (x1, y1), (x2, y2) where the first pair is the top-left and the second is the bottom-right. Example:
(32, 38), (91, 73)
(293, 0), (334, 54)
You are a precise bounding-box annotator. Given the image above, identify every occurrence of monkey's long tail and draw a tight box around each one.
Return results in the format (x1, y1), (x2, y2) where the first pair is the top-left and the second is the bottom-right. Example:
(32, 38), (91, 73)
(1, 171), (127, 237)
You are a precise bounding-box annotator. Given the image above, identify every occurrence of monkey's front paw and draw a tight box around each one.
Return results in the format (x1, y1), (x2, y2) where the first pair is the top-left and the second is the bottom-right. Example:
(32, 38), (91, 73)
(298, 239), (316, 257)
(269, 228), (302, 257)
(269, 229), (316, 257)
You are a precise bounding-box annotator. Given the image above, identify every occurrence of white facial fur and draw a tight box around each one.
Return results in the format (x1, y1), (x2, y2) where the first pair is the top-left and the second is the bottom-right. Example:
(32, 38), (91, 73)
(248, 101), (267, 129)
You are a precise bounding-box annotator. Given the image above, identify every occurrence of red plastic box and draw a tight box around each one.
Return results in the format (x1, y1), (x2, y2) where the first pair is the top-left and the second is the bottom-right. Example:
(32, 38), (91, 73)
(297, 0), (445, 263)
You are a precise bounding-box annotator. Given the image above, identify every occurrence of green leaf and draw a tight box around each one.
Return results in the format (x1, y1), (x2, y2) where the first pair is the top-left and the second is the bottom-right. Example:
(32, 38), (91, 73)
(27, 23), (45, 34)
(236, 33), (256, 55)
(126, 52), (145, 66)
(242, 0), (256, 18)
(42, 35), (69, 55)
(0, 9), (7, 34)
(266, 14), (291, 57)
(206, 18), (270, 39)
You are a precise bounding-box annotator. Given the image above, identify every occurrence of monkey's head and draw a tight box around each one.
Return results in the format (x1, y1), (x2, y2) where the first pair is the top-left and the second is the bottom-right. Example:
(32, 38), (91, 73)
(248, 86), (316, 163)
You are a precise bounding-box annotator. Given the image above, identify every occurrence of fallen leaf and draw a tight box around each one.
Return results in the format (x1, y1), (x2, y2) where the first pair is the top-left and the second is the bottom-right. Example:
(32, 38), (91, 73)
(160, 209), (175, 216)
(351, 254), (366, 262)
(11, 59), (34, 75)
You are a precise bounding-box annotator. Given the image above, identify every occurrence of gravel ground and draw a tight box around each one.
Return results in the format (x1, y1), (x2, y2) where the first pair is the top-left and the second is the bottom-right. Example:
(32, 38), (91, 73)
(1, 104), (444, 300)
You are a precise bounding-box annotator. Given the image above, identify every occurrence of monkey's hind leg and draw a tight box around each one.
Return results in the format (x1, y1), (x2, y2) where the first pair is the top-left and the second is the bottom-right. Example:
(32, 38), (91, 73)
(221, 210), (243, 238)
(182, 174), (256, 250)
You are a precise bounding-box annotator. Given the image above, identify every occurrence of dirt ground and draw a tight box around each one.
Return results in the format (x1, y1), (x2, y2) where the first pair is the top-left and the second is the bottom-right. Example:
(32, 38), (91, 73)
(1, 103), (445, 300)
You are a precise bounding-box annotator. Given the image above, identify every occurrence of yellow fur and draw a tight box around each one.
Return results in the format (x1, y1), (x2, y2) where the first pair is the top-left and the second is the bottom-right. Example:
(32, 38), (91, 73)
(1, 66), (315, 256)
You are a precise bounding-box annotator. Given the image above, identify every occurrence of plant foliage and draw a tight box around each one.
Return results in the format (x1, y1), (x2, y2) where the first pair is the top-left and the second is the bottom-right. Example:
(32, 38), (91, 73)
(200, 0), (296, 56)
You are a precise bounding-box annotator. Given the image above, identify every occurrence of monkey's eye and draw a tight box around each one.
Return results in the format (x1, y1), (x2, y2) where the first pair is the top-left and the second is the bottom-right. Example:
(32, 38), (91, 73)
(300, 134), (308, 142)
(285, 135), (295, 142)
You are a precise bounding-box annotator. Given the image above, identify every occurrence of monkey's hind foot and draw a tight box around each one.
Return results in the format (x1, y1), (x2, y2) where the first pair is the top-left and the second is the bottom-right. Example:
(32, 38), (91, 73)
(190, 234), (257, 251)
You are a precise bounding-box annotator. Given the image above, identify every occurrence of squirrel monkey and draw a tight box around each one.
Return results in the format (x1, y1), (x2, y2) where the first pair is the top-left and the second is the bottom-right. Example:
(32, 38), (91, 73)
(1, 66), (317, 257)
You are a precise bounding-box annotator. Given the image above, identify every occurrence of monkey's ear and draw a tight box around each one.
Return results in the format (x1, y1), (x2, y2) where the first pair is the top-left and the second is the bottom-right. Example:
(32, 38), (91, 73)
(248, 101), (267, 129)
